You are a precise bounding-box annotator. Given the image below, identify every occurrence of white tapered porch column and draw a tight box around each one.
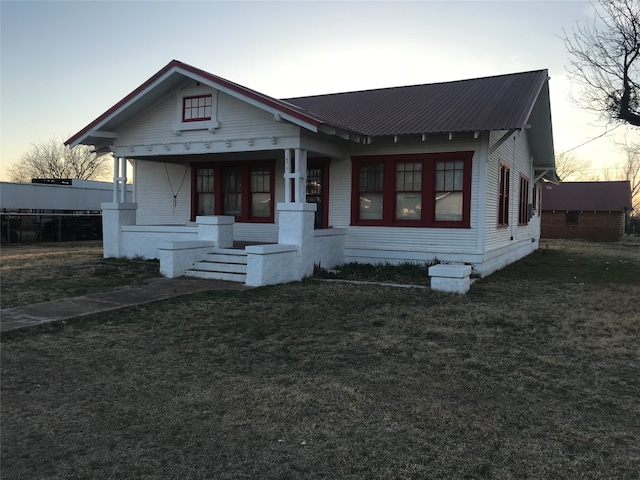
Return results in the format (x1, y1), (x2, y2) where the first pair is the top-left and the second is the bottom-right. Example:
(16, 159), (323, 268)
(277, 148), (316, 279)
(103, 156), (136, 258)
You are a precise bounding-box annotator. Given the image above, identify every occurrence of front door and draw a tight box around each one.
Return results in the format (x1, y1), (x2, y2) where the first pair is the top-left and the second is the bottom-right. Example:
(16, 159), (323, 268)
(306, 159), (329, 229)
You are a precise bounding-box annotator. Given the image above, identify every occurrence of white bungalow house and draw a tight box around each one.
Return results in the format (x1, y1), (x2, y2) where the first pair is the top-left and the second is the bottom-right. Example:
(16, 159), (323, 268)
(66, 60), (557, 292)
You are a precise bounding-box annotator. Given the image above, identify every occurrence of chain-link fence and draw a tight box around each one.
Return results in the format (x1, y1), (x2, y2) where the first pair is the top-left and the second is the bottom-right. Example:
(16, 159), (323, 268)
(1, 211), (102, 243)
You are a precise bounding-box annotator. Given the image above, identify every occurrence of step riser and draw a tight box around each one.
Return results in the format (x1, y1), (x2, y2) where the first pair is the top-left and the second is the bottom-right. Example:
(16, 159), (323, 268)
(202, 253), (248, 264)
(184, 249), (249, 283)
(192, 262), (247, 274)
(184, 270), (247, 282)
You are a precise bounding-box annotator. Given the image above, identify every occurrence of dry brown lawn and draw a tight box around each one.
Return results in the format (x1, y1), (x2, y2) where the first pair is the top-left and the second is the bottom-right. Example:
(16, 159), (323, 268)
(0, 241), (161, 309)
(1, 238), (639, 479)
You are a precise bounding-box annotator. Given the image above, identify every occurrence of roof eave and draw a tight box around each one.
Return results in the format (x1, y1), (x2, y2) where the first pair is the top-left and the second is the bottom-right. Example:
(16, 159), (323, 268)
(66, 60), (322, 148)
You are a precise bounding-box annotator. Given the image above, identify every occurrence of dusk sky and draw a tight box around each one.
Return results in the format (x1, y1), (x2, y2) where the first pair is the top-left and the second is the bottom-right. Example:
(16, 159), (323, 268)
(1, 0), (635, 181)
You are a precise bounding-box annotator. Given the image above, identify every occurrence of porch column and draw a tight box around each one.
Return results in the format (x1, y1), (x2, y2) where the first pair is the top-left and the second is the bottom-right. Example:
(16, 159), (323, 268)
(283, 148), (308, 203)
(101, 202), (137, 258)
(277, 202), (317, 279)
(112, 156), (128, 203)
(278, 148), (316, 280)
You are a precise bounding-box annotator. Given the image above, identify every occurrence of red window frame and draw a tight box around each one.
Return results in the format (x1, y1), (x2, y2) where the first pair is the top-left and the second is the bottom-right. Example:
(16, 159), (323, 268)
(190, 160), (275, 223)
(519, 174), (530, 225)
(183, 95), (212, 122)
(498, 161), (510, 227)
(350, 151), (473, 228)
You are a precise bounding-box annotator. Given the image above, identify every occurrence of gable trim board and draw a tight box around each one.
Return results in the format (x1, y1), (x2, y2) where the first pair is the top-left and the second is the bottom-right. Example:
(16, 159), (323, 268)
(66, 60), (556, 286)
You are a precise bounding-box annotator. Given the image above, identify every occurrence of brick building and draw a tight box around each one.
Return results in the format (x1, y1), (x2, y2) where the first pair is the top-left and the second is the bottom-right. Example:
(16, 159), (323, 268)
(541, 181), (632, 241)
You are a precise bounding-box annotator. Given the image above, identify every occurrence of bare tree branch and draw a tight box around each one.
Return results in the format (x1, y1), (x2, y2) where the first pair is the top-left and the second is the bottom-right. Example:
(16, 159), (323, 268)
(563, 0), (640, 126)
(555, 153), (594, 180)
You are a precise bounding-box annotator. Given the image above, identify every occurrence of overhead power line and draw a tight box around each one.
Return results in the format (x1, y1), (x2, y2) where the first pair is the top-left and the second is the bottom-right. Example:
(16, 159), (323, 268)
(557, 124), (624, 156)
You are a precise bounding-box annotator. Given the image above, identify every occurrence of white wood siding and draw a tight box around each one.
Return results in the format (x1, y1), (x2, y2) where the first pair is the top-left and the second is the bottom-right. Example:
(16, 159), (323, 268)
(135, 160), (192, 225)
(115, 89), (298, 149)
(484, 130), (539, 253)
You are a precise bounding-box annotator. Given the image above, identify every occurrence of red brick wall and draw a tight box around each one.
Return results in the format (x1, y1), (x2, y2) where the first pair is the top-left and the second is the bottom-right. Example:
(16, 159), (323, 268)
(541, 211), (625, 241)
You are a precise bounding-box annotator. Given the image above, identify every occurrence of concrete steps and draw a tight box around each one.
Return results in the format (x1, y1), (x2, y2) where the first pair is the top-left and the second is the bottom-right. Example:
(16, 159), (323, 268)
(184, 249), (248, 283)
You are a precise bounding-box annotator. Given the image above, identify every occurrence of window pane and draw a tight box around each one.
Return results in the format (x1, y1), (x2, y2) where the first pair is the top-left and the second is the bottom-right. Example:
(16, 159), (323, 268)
(396, 162), (421, 191)
(360, 193), (383, 220)
(435, 170), (445, 191)
(223, 169), (241, 216)
(252, 192), (271, 217)
(198, 193), (215, 215)
(360, 163), (383, 191)
(251, 168), (270, 193)
(435, 191), (463, 221)
(396, 192), (422, 220)
(454, 169), (464, 190)
(224, 193), (241, 216)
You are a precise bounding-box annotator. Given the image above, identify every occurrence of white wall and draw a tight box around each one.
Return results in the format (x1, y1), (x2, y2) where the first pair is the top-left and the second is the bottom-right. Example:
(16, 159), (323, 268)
(116, 86), (299, 149)
(484, 130), (540, 254)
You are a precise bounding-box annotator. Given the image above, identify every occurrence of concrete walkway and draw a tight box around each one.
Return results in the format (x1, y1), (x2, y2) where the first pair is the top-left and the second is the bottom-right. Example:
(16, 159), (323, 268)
(0, 277), (250, 336)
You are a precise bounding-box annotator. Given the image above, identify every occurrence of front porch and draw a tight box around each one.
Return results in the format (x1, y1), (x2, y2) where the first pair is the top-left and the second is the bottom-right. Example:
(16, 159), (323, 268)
(102, 200), (347, 286)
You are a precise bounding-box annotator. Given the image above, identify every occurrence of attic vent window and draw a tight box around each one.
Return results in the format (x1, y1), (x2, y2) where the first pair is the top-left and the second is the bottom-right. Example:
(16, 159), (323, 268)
(183, 95), (212, 122)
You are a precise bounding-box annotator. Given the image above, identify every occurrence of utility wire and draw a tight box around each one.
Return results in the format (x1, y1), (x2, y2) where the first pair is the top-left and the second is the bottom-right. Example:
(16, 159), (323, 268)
(557, 124), (623, 156)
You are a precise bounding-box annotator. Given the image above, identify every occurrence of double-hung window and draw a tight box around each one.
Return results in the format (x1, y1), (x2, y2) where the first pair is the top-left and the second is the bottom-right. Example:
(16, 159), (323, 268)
(498, 162), (510, 226)
(351, 152), (473, 228)
(191, 161), (274, 222)
(519, 175), (530, 225)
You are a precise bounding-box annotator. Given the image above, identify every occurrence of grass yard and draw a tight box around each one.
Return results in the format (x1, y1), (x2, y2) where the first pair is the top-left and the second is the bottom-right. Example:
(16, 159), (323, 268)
(1, 239), (639, 479)
(0, 242), (161, 309)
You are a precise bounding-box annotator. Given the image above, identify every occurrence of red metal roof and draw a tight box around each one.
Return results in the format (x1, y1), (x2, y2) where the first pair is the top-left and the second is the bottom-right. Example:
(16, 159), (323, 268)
(542, 181), (633, 212)
(66, 61), (551, 152)
(284, 70), (549, 135)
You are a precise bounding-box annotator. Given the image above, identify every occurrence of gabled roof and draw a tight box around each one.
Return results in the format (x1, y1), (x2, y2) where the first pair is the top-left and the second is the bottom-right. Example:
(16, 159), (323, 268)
(66, 60), (324, 148)
(543, 181), (633, 212)
(284, 70), (549, 136)
(66, 61), (554, 170)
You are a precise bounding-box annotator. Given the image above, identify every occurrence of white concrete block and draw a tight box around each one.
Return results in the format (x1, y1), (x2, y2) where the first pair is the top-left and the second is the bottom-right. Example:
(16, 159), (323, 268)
(428, 264), (472, 278)
(431, 276), (471, 294)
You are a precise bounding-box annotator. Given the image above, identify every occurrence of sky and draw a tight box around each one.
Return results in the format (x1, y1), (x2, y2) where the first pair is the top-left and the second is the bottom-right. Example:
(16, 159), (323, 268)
(1, 0), (637, 182)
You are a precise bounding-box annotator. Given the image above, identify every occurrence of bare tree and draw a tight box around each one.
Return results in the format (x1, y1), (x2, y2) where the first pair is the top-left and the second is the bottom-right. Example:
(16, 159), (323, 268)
(618, 137), (640, 211)
(555, 152), (595, 180)
(7, 137), (111, 182)
(602, 136), (640, 211)
(563, 0), (640, 126)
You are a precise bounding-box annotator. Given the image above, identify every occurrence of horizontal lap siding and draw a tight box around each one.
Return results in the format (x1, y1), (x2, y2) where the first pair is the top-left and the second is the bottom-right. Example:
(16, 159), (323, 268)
(328, 157), (351, 228)
(336, 136), (480, 257)
(116, 89), (298, 148)
(484, 130), (538, 253)
(136, 160), (191, 225)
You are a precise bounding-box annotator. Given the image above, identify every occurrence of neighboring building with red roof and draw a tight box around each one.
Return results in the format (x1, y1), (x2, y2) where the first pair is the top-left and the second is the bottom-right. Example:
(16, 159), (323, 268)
(541, 181), (632, 241)
(65, 60), (557, 290)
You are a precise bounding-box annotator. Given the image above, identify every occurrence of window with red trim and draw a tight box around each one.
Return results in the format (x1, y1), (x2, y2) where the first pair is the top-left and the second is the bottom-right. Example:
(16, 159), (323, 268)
(196, 168), (215, 216)
(519, 175), (530, 225)
(191, 161), (274, 222)
(498, 162), (510, 226)
(351, 152), (473, 228)
(183, 95), (212, 122)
